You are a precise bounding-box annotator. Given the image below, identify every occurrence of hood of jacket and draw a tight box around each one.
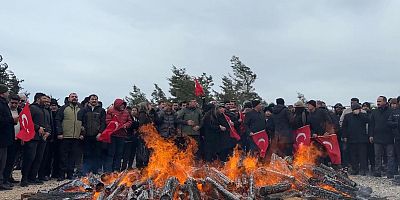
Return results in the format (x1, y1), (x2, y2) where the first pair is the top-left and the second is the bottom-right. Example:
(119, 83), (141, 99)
(272, 104), (286, 114)
(113, 99), (126, 110)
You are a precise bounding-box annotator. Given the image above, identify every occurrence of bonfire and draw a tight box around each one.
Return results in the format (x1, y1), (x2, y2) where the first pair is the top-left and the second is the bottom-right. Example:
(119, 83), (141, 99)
(23, 124), (373, 200)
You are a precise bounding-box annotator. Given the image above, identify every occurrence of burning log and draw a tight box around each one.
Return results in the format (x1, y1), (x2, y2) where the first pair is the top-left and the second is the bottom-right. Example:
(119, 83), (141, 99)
(248, 174), (255, 200)
(257, 182), (292, 197)
(304, 185), (352, 200)
(106, 170), (128, 193)
(160, 177), (180, 200)
(182, 178), (201, 200)
(322, 175), (357, 197)
(210, 167), (234, 187)
(205, 177), (241, 200)
(24, 192), (92, 200)
(319, 164), (357, 187)
(266, 189), (302, 200)
(137, 190), (149, 200)
(257, 167), (295, 183)
(55, 179), (92, 192)
(106, 184), (126, 200)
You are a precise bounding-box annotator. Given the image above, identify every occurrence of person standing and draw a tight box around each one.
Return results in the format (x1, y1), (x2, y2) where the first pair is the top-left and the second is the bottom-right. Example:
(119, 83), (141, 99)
(369, 96), (395, 178)
(56, 93), (82, 181)
(244, 100), (268, 156)
(21, 93), (51, 187)
(0, 84), (14, 190)
(342, 103), (369, 175)
(78, 94), (106, 175)
(271, 98), (294, 157)
(388, 97), (400, 175)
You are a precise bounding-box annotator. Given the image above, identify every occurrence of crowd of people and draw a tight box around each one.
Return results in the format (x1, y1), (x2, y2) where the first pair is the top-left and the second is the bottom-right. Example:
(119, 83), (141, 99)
(1, 83), (400, 190)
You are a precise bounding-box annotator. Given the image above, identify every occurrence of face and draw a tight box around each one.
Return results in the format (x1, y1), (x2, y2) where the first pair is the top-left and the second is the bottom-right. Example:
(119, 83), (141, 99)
(353, 109), (361, 115)
(50, 104), (58, 112)
(164, 104), (172, 112)
(159, 102), (165, 109)
(307, 104), (315, 111)
(255, 104), (263, 111)
(265, 110), (272, 117)
(218, 107), (225, 113)
(131, 108), (138, 116)
(89, 95), (98, 107)
(334, 107), (343, 113)
(19, 96), (27, 108)
(39, 96), (49, 106)
(390, 102), (398, 109)
(376, 97), (386, 108)
(9, 99), (19, 109)
(172, 103), (179, 110)
(189, 100), (197, 108)
(69, 93), (78, 104)
(0, 91), (9, 99)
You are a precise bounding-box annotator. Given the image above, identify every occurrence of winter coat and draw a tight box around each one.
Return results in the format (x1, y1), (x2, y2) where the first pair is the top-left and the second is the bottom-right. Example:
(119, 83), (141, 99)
(342, 112), (369, 143)
(158, 111), (177, 138)
(177, 107), (203, 136)
(369, 106), (393, 144)
(308, 108), (333, 135)
(387, 108), (400, 140)
(78, 105), (106, 137)
(0, 96), (14, 147)
(271, 105), (294, 144)
(244, 109), (267, 135)
(56, 103), (81, 139)
(292, 108), (309, 130)
(106, 99), (133, 138)
(30, 103), (52, 141)
(202, 112), (236, 154)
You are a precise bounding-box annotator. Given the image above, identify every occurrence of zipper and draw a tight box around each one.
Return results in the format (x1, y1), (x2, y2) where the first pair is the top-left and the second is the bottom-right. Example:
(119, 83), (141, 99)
(73, 106), (76, 138)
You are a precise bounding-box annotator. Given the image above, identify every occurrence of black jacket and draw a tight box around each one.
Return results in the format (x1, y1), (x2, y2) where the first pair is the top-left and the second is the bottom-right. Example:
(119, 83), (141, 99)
(271, 105), (294, 143)
(202, 112), (236, 154)
(158, 111), (177, 138)
(78, 105), (106, 137)
(244, 109), (267, 135)
(387, 108), (400, 140)
(30, 103), (52, 141)
(342, 113), (369, 143)
(0, 96), (14, 147)
(308, 108), (332, 135)
(292, 108), (309, 130)
(369, 106), (393, 144)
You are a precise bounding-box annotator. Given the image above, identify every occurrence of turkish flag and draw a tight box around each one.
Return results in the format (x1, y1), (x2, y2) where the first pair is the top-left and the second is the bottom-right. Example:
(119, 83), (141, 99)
(194, 79), (205, 97)
(250, 130), (269, 158)
(98, 116), (121, 143)
(293, 125), (311, 151)
(16, 102), (35, 142)
(239, 112), (246, 134)
(315, 134), (341, 164)
(223, 113), (240, 141)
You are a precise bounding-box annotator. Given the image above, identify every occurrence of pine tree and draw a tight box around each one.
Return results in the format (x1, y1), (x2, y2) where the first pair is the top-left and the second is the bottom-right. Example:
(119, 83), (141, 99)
(216, 75), (237, 102)
(151, 83), (167, 103)
(197, 72), (214, 101)
(168, 66), (195, 101)
(230, 55), (260, 103)
(125, 85), (148, 107)
(0, 55), (24, 94)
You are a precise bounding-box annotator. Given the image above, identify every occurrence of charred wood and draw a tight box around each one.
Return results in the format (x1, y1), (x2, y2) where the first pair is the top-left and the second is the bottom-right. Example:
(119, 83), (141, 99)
(182, 178), (201, 200)
(205, 177), (241, 200)
(257, 182), (292, 197)
(264, 189), (302, 200)
(305, 185), (352, 200)
(106, 184), (126, 200)
(160, 177), (180, 200)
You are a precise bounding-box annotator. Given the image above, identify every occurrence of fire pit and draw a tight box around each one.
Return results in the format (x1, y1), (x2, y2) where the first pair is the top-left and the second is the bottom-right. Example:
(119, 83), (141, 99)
(22, 125), (375, 200)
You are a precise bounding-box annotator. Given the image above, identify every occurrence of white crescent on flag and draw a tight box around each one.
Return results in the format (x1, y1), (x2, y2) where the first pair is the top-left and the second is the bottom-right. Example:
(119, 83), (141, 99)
(258, 138), (266, 145)
(21, 114), (30, 133)
(113, 122), (119, 131)
(323, 141), (333, 150)
(296, 133), (306, 142)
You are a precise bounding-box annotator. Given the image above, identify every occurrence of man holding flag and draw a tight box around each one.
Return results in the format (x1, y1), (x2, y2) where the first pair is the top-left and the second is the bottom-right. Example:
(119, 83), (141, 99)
(244, 100), (269, 158)
(0, 84), (15, 190)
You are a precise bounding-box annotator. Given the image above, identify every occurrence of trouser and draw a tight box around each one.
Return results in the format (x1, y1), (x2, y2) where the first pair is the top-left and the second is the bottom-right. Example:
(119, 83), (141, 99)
(3, 140), (21, 181)
(135, 137), (149, 169)
(340, 139), (350, 167)
(349, 143), (368, 172)
(21, 140), (47, 181)
(105, 136), (125, 172)
(367, 142), (375, 171)
(394, 139), (400, 173)
(122, 138), (137, 170)
(0, 147), (7, 183)
(38, 140), (53, 178)
(82, 136), (101, 175)
(59, 139), (81, 178)
(51, 139), (61, 178)
(374, 143), (395, 176)
(188, 135), (202, 160)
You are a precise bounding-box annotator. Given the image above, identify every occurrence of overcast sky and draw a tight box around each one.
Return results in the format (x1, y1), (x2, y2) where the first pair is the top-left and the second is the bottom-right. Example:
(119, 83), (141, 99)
(1, 0), (400, 107)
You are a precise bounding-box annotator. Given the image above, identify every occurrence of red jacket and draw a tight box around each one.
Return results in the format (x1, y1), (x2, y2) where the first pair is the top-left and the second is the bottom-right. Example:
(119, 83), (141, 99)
(106, 99), (133, 138)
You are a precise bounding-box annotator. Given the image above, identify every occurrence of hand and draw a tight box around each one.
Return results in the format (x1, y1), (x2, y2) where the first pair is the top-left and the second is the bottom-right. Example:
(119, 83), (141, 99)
(343, 138), (347, 143)
(312, 134), (318, 138)
(369, 137), (373, 143)
(192, 126), (200, 131)
(43, 132), (50, 141)
(57, 135), (64, 140)
(21, 141), (25, 145)
(13, 117), (19, 123)
(238, 119), (242, 123)
(38, 127), (45, 135)
(187, 120), (195, 126)
(79, 135), (84, 140)
(220, 125), (227, 131)
(96, 133), (101, 140)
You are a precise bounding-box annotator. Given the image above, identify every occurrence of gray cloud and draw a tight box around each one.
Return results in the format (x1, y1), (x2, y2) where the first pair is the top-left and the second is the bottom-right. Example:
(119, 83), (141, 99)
(1, 0), (399, 107)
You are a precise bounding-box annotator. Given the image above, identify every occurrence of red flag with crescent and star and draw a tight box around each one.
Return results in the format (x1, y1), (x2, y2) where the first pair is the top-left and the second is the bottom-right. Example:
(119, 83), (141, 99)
(194, 78), (205, 97)
(293, 125), (311, 151)
(250, 130), (269, 158)
(98, 115), (122, 143)
(315, 134), (341, 164)
(16, 102), (35, 142)
(222, 113), (241, 141)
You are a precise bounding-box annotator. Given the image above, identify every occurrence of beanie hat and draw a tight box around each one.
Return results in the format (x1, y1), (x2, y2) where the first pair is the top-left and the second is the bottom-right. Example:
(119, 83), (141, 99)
(276, 98), (285, 105)
(251, 100), (261, 108)
(243, 101), (252, 109)
(307, 100), (316, 108)
(351, 103), (362, 111)
(0, 84), (8, 94)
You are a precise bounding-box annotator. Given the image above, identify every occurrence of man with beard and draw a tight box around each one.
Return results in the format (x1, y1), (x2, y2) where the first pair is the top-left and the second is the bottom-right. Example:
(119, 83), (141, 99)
(271, 98), (294, 157)
(56, 93), (82, 181)
(78, 94), (106, 175)
(158, 102), (177, 138)
(369, 96), (395, 178)
(244, 100), (267, 157)
(0, 84), (14, 190)
(21, 93), (51, 187)
(307, 100), (333, 137)
(3, 94), (21, 188)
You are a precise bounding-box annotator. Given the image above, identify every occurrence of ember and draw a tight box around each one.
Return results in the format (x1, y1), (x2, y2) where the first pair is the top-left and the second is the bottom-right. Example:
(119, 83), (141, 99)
(27, 124), (373, 200)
